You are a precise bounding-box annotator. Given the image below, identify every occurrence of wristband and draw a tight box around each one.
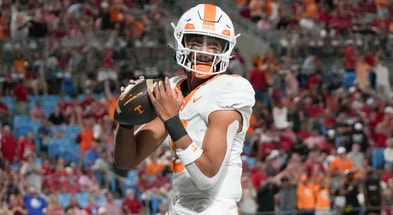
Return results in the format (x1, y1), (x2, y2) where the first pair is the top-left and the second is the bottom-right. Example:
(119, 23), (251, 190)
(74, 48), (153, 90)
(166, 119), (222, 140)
(164, 115), (187, 141)
(176, 142), (203, 165)
(119, 124), (134, 130)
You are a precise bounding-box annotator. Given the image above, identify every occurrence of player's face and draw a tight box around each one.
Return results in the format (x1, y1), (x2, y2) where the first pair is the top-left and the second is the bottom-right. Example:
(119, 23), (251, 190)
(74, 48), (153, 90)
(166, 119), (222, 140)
(184, 34), (227, 66)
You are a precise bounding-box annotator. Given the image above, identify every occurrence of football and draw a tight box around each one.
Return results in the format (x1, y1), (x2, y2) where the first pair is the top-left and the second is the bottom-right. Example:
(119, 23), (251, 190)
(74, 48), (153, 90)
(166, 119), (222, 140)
(114, 79), (158, 126)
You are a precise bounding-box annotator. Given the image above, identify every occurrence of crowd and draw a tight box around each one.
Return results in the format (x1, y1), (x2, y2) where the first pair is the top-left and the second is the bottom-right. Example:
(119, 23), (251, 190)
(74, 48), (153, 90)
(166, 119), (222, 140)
(231, 0), (393, 215)
(237, 0), (393, 59)
(0, 0), (393, 215)
(0, 0), (171, 214)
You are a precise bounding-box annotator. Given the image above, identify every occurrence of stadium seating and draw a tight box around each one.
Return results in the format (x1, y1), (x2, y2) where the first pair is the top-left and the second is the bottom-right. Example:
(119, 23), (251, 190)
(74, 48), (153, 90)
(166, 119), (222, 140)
(57, 193), (72, 208)
(75, 192), (90, 208)
(371, 147), (385, 169)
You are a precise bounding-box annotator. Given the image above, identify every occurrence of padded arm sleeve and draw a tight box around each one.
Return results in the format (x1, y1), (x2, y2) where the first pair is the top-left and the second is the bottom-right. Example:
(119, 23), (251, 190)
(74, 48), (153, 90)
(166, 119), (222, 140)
(184, 120), (239, 190)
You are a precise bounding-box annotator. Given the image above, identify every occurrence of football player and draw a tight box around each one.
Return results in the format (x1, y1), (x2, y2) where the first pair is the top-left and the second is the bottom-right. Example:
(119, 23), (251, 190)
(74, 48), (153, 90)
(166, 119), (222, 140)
(114, 4), (255, 214)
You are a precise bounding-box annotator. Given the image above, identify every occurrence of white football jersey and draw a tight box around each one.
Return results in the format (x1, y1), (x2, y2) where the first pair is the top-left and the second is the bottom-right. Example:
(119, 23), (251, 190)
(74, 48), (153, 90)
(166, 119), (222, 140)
(169, 74), (255, 203)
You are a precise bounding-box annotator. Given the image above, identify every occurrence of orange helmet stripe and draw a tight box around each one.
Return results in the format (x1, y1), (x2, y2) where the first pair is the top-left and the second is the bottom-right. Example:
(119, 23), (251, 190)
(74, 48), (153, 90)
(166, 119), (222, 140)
(222, 29), (231, 37)
(203, 4), (216, 27)
(185, 23), (195, 29)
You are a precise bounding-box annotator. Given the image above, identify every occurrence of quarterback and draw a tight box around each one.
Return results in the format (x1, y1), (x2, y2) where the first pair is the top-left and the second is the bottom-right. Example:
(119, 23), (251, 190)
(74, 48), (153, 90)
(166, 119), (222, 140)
(114, 3), (255, 214)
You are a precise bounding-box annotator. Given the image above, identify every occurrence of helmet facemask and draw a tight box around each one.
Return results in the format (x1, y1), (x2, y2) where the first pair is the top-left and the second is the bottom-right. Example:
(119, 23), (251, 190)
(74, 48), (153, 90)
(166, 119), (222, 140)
(182, 34), (229, 78)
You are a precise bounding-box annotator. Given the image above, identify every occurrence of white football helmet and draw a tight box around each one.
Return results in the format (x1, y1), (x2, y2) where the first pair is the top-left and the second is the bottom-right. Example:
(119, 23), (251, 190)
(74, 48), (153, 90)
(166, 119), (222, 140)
(172, 4), (238, 78)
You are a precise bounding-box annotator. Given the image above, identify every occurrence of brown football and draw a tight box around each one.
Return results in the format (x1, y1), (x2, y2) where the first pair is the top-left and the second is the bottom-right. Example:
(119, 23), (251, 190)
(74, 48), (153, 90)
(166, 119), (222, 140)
(114, 79), (158, 126)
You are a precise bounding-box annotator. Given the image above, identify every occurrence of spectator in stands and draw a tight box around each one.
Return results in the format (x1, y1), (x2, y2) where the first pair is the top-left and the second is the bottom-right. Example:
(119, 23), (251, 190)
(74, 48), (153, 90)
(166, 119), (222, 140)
(96, 114), (115, 148)
(102, 80), (118, 122)
(101, 191), (122, 215)
(355, 54), (372, 91)
(315, 177), (331, 215)
(20, 153), (42, 193)
(303, 126), (325, 149)
(1, 170), (22, 204)
(55, 92), (68, 111)
(77, 113), (95, 164)
(7, 193), (27, 215)
(260, 50), (278, 88)
(248, 0), (265, 23)
(45, 52), (62, 92)
(90, 101), (109, 130)
(374, 56), (391, 100)
(333, 187), (346, 215)
(95, 1), (114, 31)
(31, 52), (48, 96)
(13, 52), (27, 77)
(349, 121), (368, 153)
(249, 158), (268, 190)
(227, 52), (247, 77)
(64, 194), (82, 214)
(284, 67), (299, 97)
(48, 158), (77, 193)
(277, 174), (297, 215)
(256, 177), (280, 215)
(358, 157), (373, 180)
(248, 56), (267, 103)
(0, 124), (18, 165)
(272, 99), (291, 131)
(304, 147), (324, 177)
(384, 138), (393, 165)
(375, 107), (393, 145)
(343, 40), (357, 89)
(84, 139), (102, 170)
(289, 137), (310, 162)
(347, 143), (365, 169)
(342, 170), (361, 215)
(78, 169), (100, 193)
(266, 0), (283, 28)
(239, 175), (258, 215)
(16, 131), (36, 162)
(145, 171), (171, 214)
(48, 105), (66, 126)
(265, 149), (282, 177)
(0, 10), (8, 41)
(283, 152), (304, 181)
(29, 100), (47, 122)
(44, 194), (65, 215)
(0, 96), (11, 126)
(122, 188), (144, 215)
(381, 163), (393, 187)
(23, 185), (47, 215)
(91, 146), (115, 191)
(80, 89), (96, 112)
(135, 170), (154, 213)
(296, 174), (316, 215)
(328, 147), (356, 178)
(12, 79), (29, 115)
(84, 196), (100, 215)
(363, 170), (382, 215)
(37, 118), (52, 154)
(145, 153), (166, 179)
(382, 186), (393, 215)
(65, 93), (83, 125)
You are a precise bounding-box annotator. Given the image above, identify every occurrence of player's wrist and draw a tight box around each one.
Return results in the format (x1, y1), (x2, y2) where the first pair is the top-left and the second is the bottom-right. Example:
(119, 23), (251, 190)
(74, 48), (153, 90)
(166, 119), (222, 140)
(176, 142), (203, 165)
(164, 114), (187, 141)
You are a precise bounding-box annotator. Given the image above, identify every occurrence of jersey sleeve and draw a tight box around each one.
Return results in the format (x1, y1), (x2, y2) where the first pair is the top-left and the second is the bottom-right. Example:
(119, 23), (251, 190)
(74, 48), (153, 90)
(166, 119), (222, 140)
(201, 75), (255, 131)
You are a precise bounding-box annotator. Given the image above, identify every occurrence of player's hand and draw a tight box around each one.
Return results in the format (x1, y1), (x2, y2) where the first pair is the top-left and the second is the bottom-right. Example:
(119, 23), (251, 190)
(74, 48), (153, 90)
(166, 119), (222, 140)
(147, 77), (183, 121)
(119, 76), (145, 93)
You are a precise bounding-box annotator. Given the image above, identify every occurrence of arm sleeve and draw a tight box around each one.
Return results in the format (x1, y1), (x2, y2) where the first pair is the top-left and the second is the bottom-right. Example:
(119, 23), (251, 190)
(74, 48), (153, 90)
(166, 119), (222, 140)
(185, 120), (239, 190)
